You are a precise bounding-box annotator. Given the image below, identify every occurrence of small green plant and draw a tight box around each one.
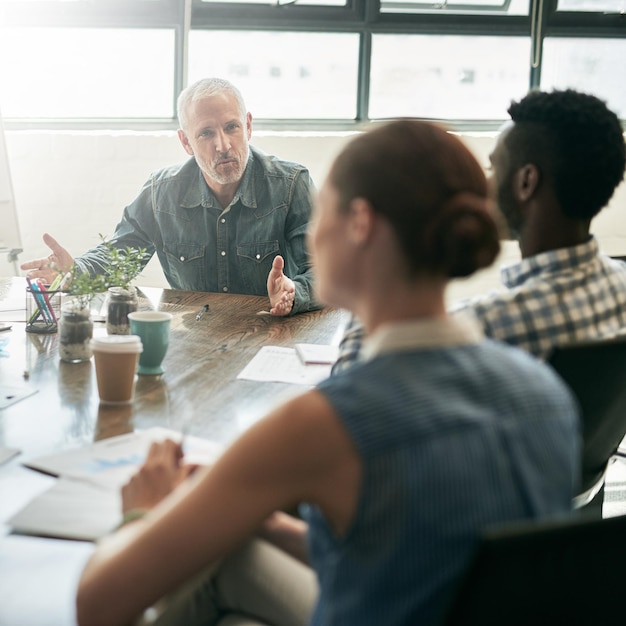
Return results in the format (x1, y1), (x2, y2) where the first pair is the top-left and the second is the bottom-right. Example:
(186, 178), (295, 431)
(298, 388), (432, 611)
(65, 236), (149, 307)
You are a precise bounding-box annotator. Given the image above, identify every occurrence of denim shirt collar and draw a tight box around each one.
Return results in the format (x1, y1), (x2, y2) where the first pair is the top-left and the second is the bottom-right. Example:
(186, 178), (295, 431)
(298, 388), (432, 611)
(501, 236), (599, 289)
(179, 148), (259, 211)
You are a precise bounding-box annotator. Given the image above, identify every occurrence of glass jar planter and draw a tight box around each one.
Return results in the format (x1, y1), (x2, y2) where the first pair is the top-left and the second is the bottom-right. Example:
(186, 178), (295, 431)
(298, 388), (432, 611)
(105, 286), (138, 335)
(58, 298), (93, 363)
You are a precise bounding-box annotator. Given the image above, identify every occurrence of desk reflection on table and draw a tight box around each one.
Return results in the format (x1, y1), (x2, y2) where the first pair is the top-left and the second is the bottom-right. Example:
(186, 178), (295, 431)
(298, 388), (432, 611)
(0, 277), (348, 626)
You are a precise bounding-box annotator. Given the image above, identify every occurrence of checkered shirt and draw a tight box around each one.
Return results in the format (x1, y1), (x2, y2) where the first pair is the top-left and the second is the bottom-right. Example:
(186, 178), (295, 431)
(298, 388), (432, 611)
(333, 237), (626, 373)
(452, 236), (626, 359)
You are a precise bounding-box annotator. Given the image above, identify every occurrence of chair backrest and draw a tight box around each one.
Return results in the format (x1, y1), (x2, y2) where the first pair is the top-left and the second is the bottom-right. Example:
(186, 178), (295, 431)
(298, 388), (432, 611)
(442, 513), (626, 625)
(546, 334), (626, 493)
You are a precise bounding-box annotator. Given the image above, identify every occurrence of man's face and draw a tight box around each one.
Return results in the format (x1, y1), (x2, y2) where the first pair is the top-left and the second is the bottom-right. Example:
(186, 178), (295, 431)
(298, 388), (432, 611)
(179, 91), (252, 187)
(489, 122), (523, 240)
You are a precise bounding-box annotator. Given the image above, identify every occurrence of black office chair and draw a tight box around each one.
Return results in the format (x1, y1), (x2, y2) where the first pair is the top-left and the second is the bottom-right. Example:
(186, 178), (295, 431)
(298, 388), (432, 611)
(442, 513), (626, 625)
(546, 333), (626, 516)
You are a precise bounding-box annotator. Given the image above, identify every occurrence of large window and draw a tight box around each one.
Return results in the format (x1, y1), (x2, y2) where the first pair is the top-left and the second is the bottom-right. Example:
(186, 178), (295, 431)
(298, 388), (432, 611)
(541, 38), (626, 119)
(369, 34), (530, 120)
(379, 0), (529, 15)
(0, 27), (175, 118)
(188, 31), (360, 119)
(0, 0), (624, 128)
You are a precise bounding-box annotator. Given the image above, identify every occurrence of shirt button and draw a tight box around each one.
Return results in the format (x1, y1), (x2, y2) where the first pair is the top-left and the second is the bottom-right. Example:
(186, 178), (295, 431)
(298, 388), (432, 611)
(179, 256), (185, 262)
(221, 251), (226, 256)
(222, 286), (228, 292)
(220, 218), (226, 224)
(256, 254), (260, 260)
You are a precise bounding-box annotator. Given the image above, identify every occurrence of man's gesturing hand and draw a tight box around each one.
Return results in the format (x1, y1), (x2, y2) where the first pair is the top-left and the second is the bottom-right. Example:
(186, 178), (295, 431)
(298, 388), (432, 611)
(267, 255), (295, 317)
(20, 233), (74, 284)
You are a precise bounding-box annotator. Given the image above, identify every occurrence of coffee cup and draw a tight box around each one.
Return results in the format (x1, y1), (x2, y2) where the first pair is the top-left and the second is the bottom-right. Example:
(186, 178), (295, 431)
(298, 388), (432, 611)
(90, 335), (143, 404)
(127, 311), (173, 375)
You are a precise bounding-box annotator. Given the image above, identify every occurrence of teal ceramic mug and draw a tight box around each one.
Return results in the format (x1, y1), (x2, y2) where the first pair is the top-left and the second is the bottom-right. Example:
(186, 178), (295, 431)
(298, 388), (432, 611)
(127, 311), (173, 375)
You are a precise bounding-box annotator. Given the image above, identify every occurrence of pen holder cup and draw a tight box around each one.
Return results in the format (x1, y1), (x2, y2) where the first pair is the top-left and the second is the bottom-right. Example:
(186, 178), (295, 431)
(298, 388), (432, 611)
(25, 288), (63, 334)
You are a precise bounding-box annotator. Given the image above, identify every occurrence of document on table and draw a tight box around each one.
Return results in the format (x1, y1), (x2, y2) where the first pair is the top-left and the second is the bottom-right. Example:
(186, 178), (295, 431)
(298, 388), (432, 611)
(9, 427), (224, 541)
(295, 343), (339, 365)
(0, 294), (26, 322)
(8, 477), (120, 541)
(22, 427), (224, 489)
(237, 345), (333, 385)
(0, 445), (19, 465)
(0, 384), (39, 410)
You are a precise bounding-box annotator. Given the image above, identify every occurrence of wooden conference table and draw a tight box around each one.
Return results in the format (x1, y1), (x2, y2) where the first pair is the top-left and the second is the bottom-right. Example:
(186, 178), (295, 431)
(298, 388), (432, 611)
(0, 277), (348, 626)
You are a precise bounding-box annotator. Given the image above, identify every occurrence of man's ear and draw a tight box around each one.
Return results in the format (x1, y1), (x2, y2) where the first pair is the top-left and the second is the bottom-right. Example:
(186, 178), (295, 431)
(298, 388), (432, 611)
(246, 112), (253, 140)
(348, 198), (375, 246)
(177, 129), (194, 156)
(513, 164), (540, 203)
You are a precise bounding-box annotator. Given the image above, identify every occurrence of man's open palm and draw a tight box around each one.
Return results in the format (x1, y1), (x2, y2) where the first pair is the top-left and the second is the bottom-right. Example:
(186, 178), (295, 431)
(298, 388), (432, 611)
(267, 255), (295, 316)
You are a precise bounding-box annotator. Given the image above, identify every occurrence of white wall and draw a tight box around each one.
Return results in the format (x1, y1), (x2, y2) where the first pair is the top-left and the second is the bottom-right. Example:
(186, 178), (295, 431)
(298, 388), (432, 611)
(2, 129), (626, 302)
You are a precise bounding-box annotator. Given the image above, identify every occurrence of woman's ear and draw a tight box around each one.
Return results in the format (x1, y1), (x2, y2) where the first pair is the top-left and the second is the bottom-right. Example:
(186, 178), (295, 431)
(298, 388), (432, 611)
(347, 198), (376, 246)
(513, 164), (540, 203)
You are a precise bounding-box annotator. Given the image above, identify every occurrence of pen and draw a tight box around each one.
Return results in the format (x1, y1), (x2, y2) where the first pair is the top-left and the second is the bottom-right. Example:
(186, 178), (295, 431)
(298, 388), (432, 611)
(26, 277), (52, 324)
(49, 271), (71, 292)
(29, 272), (70, 324)
(36, 279), (57, 323)
(180, 425), (188, 454)
(196, 304), (209, 321)
(48, 272), (64, 291)
(58, 271), (72, 290)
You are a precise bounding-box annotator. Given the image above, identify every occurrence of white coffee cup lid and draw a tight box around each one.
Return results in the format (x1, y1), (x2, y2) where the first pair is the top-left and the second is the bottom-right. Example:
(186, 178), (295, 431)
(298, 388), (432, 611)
(90, 335), (143, 353)
(127, 311), (173, 322)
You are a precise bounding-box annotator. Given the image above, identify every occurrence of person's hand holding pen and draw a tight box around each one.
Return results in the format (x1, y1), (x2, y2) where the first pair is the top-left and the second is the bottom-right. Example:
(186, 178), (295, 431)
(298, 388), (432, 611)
(121, 439), (201, 515)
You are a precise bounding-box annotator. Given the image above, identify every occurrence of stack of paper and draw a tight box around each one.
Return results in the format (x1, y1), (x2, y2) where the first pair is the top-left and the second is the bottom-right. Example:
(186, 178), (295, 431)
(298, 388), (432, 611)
(295, 343), (339, 365)
(9, 428), (223, 541)
(237, 345), (337, 385)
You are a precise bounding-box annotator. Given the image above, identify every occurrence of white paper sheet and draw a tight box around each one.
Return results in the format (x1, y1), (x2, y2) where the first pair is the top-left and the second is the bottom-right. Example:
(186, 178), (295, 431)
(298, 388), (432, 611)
(0, 446), (20, 465)
(11, 428), (224, 541)
(236, 345), (332, 385)
(295, 343), (339, 365)
(8, 477), (120, 541)
(0, 384), (38, 409)
(22, 427), (223, 489)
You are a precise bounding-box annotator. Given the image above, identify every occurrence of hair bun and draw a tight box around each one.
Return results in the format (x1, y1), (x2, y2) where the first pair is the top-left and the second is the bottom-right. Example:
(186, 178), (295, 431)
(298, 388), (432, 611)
(425, 193), (501, 278)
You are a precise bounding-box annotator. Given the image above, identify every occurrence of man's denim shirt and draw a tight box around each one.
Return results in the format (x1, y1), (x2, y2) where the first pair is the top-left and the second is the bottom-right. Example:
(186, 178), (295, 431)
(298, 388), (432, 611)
(75, 146), (320, 314)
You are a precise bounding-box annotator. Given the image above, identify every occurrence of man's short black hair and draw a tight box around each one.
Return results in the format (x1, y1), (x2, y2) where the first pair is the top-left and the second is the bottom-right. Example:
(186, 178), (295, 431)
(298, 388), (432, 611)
(505, 89), (625, 220)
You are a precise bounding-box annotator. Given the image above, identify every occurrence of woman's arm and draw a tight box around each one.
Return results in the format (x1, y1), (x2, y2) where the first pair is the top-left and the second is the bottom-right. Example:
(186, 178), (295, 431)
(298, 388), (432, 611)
(256, 510), (310, 565)
(76, 389), (360, 626)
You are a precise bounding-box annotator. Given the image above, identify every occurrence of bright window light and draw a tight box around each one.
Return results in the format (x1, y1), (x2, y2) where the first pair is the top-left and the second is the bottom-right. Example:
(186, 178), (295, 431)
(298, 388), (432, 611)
(370, 34), (531, 120)
(542, 38), (626, 119)
(0, 27), (176, 118)
(557, 0), (625, 12)
(188, 30), (359, 119)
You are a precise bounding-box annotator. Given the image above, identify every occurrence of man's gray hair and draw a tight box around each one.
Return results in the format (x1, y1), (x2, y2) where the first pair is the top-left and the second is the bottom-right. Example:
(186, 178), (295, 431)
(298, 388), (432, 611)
(177, 78), (247, 131)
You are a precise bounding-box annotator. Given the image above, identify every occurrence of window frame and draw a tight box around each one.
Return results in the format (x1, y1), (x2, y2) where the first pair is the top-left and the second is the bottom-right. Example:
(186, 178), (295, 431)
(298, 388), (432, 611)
(1, 0), (624, 130)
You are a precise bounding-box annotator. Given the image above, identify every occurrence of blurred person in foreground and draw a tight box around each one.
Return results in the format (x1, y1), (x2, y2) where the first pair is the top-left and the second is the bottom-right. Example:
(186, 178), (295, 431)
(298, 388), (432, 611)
(21, 78), (319, 316)
(76, 120), (580, 626)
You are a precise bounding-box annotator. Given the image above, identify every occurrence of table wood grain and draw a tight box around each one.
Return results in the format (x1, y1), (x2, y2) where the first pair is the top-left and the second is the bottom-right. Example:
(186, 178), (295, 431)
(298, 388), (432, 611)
(0, 277), (348, 625)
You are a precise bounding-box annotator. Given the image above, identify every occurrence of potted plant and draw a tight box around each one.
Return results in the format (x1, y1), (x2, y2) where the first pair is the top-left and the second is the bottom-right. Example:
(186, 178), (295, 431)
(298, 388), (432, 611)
(100, 242), (148, 335)
(58, 237), (148, 363)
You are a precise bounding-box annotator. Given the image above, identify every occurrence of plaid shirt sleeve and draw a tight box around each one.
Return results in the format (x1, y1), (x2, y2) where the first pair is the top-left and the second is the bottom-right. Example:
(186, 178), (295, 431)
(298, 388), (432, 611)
(332, 314), (366, 375)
